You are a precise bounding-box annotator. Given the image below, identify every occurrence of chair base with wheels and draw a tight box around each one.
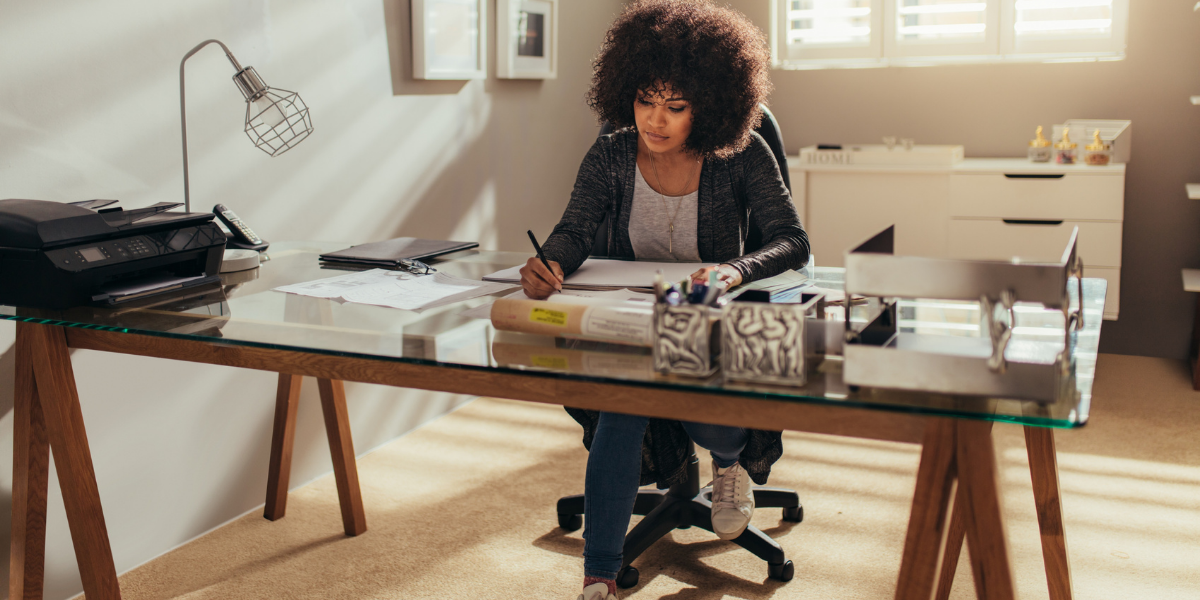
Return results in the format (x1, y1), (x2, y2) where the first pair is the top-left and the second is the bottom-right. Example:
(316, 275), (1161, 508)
(556, 442), (802, 588)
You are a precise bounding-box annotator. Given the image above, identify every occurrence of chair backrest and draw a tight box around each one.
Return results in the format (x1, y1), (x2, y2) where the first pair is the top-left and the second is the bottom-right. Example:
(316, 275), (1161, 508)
(590, 104), (789, 257)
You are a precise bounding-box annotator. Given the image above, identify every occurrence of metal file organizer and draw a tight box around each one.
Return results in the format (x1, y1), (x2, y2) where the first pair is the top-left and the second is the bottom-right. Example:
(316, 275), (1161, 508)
(842, 226), (1085, 402)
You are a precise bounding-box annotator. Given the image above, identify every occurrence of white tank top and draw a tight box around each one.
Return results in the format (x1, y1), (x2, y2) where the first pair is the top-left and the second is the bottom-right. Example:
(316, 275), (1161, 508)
(628, 165), (701, 262)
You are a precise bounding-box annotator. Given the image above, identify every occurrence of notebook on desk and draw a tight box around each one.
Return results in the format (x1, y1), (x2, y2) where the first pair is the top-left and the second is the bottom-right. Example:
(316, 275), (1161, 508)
(319, 238), (479, 267)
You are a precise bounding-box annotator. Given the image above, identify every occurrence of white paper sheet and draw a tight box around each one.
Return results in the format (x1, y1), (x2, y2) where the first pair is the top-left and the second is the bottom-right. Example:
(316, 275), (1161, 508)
(274, 269), (403, 299)
(275, 269), (516, 311)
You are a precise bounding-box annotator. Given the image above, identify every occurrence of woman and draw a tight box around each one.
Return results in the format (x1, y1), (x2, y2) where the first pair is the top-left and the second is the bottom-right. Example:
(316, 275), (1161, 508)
(517, 2), (810, 598)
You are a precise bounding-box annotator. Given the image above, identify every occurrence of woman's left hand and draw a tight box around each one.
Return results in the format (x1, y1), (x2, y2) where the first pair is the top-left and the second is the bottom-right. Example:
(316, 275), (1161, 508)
(690, 264), (742, 288)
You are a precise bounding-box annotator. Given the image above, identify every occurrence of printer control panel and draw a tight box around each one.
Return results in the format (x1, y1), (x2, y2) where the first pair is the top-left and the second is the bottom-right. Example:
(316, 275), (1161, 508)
(46, 224), (226, 272)
(53, 236), (157, 268)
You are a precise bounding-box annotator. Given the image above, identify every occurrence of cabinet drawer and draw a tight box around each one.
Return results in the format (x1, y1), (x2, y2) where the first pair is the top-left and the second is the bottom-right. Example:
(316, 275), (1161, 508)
(949, 173), (1123, 220)
(948, 219), (1122, 267)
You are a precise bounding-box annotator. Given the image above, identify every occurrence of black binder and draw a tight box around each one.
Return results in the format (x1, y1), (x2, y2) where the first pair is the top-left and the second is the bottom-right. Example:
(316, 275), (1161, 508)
(319, 238), (478, 267)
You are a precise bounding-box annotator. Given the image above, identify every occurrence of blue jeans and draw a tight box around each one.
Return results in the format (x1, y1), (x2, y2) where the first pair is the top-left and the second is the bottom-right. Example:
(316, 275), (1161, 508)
(582, 411), (749, 579)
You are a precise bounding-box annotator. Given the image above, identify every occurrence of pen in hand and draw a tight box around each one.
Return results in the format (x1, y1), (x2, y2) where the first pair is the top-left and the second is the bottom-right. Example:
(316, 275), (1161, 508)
(527, 230), (562, 291)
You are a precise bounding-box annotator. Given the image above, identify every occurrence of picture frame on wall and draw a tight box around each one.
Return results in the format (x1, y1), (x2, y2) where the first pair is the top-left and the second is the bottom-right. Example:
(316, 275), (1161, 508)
(412, 0), (487, 80)
(496, 0), (557, 79)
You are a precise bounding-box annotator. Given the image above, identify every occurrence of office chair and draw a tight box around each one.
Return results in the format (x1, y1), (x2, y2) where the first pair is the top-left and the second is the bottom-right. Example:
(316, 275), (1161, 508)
(558, 104), (803, 587)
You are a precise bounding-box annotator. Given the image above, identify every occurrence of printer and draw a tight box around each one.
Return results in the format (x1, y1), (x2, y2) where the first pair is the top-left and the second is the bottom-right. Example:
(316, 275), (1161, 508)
(0, 199), (226, 309)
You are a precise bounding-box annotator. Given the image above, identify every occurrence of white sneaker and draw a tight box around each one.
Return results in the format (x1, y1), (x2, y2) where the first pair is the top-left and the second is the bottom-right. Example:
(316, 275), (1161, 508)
(709, 462), (754, 540)
(577, 582), (617, 600)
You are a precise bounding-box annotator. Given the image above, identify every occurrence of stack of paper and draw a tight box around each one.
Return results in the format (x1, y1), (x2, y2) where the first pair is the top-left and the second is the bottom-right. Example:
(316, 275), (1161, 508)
(275, 269), (516, 311)
(483, 258), (714, 290)
(729, 269), (812, 302)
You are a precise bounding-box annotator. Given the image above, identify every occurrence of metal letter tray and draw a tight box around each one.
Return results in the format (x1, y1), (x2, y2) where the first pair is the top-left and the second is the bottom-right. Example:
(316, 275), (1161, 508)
(841, 226), (1085, 402)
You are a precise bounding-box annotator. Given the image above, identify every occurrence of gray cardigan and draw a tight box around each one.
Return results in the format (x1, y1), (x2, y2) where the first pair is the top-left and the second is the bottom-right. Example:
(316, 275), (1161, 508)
(542, 129), (810, 283)
(544, 129), (811, 488)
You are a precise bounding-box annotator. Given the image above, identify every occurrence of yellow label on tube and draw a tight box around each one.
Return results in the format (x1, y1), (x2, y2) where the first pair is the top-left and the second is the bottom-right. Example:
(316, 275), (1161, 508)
(530, 307), (568, 326)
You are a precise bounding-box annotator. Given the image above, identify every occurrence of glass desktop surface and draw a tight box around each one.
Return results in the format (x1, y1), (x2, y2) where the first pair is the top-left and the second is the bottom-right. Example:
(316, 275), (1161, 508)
(1, 242), (1104, 428)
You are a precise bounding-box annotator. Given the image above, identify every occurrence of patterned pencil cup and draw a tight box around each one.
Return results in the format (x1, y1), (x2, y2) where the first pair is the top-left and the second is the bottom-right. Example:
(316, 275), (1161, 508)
(721, 297), (818, 385)
(653, 304), (720, 377)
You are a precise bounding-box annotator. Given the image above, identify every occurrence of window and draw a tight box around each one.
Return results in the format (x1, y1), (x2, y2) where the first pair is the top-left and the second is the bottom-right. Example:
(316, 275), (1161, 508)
(772, 0), (1128, 67)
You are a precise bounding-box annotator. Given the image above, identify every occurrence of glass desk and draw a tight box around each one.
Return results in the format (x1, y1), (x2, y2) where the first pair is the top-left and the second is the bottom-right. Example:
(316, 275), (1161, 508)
(4, 242), (1104, 600)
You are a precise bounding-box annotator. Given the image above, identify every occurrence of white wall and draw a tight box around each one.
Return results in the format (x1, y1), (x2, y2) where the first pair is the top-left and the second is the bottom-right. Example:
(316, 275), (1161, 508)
(0, 1), (624, 598)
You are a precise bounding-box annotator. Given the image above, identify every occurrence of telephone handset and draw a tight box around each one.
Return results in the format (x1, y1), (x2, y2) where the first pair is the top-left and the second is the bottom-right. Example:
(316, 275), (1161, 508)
(213, 204), (269, 252)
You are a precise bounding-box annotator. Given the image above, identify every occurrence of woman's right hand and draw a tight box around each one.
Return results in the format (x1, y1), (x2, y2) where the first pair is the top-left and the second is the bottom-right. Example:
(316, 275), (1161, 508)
(519, 256), (564, 299)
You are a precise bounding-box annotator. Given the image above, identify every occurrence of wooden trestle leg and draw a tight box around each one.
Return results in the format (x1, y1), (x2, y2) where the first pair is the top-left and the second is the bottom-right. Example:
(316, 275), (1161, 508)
(956, 420), (1015, 600)
(896, 418), (1015, 600)
(317, 378), (367, 536)
(896, 419), (959, 600)
(265, 373), (303, 521)
(11, 324), (50, 600)
(14, 323), (121, 599)
(1025, 426), (1073, 600)
(934, 491), (968, 600)
(263, 375), (366, 536)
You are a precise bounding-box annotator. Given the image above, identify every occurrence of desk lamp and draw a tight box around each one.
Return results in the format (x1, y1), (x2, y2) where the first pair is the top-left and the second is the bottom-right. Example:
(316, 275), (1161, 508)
(179, 39), (313, 213)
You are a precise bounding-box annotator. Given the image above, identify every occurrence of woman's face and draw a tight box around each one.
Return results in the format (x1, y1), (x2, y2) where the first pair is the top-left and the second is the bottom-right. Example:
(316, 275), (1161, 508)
(633, 84), (693, 155)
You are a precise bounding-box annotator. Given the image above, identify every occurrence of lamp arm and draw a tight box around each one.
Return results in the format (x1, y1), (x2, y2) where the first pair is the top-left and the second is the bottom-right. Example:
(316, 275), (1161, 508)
(179, 39), (244, 213)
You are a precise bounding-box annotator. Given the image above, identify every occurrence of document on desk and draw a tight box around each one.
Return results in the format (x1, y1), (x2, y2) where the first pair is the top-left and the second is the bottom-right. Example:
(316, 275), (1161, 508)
(274, 269), (516, 311)
(483, 258), (715, 290)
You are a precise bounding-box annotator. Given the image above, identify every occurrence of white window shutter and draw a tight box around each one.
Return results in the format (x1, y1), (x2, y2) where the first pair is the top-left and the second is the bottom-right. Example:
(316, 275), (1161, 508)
(884, 0), (1001, 60)
(1001, 0), (1128, 57)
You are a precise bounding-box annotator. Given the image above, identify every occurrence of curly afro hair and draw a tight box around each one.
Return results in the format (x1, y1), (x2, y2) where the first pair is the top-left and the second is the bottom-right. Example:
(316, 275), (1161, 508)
(587, 0), (772, 159)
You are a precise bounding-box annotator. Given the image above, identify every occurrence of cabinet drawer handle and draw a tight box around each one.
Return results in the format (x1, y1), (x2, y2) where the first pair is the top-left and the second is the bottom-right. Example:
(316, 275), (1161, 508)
(1003, 173), (1065, 179)
(1003, 219), (1064, 226)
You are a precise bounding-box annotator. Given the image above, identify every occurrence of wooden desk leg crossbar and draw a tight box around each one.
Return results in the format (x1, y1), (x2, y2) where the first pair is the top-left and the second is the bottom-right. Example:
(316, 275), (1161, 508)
(11, 323), (121, 600)
(264, 373), (366, 536)
(896, 418), (1015, 600)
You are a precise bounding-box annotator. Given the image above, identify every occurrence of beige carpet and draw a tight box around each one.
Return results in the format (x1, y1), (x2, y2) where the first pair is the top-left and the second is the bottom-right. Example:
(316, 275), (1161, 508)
(110, 354), (1200, 600)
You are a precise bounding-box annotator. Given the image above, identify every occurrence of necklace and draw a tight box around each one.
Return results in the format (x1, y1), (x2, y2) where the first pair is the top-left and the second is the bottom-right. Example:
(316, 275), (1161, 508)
(648, 150), (699, 256)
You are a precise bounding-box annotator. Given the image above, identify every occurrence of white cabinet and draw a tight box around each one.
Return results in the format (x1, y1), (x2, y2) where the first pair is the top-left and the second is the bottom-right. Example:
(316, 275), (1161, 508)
(790, 158), (1125, 320)
(806, 172), (949, 261)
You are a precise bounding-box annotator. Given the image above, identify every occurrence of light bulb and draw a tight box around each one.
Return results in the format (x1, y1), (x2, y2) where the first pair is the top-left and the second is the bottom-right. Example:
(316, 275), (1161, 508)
(251, 95), (286, 129)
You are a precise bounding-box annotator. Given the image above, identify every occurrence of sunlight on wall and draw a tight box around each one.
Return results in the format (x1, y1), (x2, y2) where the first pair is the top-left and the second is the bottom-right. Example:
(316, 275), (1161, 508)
(449, 179), (499, 250)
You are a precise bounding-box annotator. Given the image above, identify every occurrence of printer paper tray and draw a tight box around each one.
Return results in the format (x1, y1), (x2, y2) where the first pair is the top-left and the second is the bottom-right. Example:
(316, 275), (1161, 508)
(92, 273), (219, 305)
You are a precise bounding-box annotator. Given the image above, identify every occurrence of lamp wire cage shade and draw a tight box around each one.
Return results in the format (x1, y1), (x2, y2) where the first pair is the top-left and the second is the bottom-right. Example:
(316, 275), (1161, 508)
(244, 88), (312, 157)
(179, 39), (315, 212)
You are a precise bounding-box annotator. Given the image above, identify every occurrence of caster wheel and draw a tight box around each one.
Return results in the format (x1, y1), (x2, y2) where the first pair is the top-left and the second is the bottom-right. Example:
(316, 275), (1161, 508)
(558, 513), (582, 531)
(768, 560), (794, 582)
(616, 566), (640, 589)
(783, 505), (803, 523)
